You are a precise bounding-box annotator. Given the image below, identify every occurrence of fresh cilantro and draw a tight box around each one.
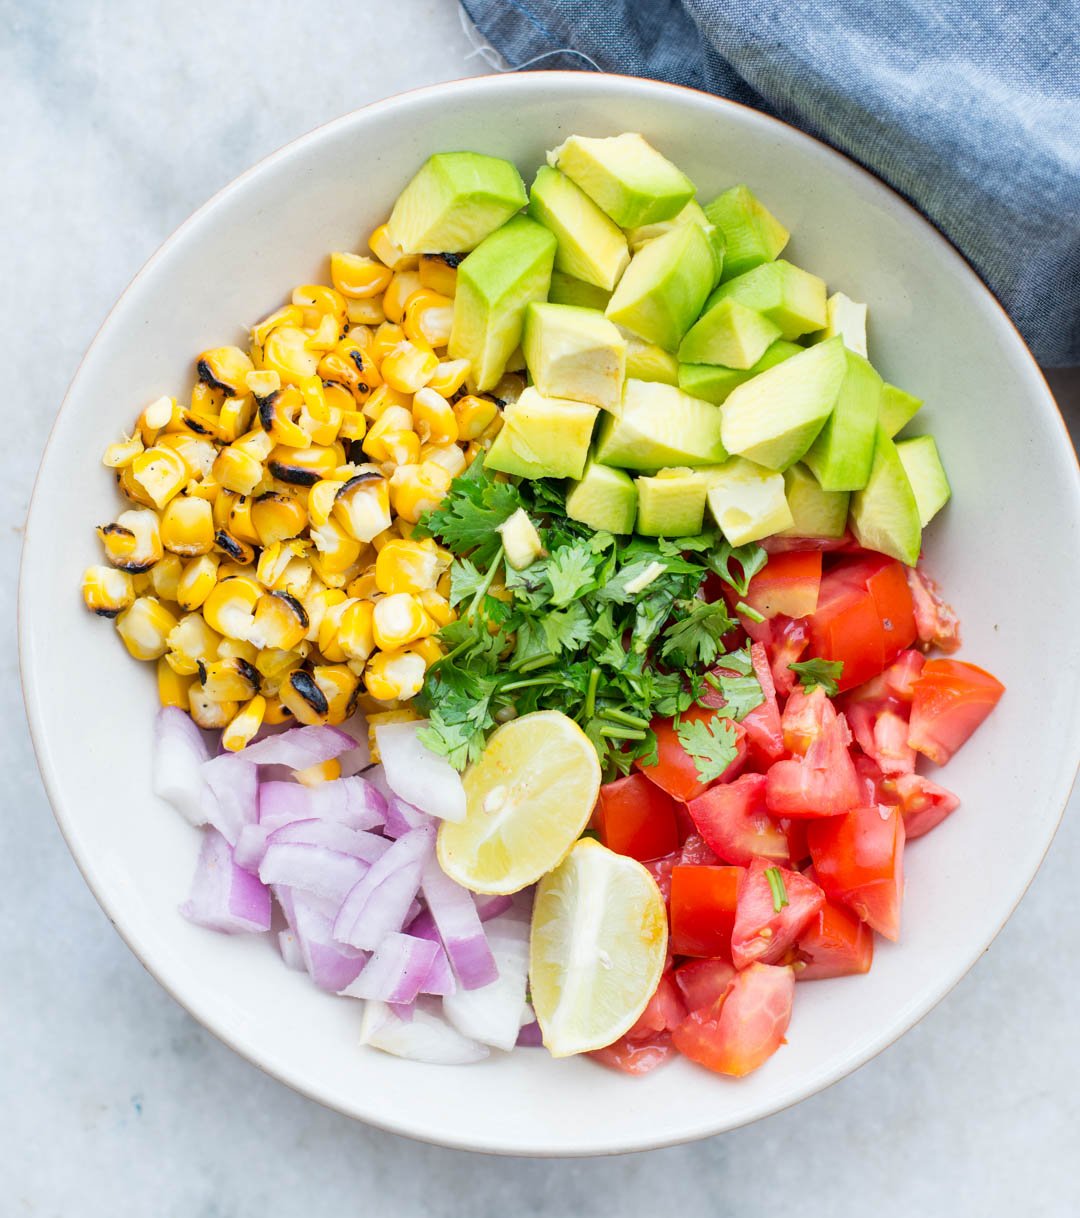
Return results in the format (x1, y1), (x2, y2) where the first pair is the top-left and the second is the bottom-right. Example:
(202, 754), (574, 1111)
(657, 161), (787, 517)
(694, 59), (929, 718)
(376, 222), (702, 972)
(707, 540), (769, 597)
(788, 657), (844, 697)
(546, 539), (597, 606)
(712, 673), (765, 720)
(714, 645), (754, 676)
(417, 459), (524, 565)
(660, 600), (735, 668)
(765, 866), (789, 913)
(675, 716), (739, 783)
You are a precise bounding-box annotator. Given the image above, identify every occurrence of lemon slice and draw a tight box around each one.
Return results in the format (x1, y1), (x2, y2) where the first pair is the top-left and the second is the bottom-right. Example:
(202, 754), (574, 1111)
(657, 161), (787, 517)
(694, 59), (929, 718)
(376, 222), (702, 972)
(530, 838), (668, 1057)
(436, 710), (601, 895)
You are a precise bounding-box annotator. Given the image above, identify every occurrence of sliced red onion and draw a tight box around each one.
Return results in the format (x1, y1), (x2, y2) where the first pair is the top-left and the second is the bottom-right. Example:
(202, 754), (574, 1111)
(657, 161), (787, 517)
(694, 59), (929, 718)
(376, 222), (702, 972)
(473, 893), (514, 922)
(202, 758), (258, 845)
(388, 1001), (415, 1022)
(383, 795), (432, 840)
(359, 998), (488, 1064)
(403, 909), (457, 996)
(442, 919), (529, 1050)
(336, 711), (372, 776)
(339, 932), (440, 1004)
(516, 1020), (544, 1047)
(375, 720), (466, 823)
(180, 827), (271, 934)
(266, 819), (391, 862)
(332, 826), (433, 951)
(153, 707), (211, 825)
(420, 857), (498, 990)
(278, 928), (305, 971)
(259, 776), (387, 832)
(205, 724), (356, 776)
(259, 842), (374, 904)
(279, 886), (367, 992)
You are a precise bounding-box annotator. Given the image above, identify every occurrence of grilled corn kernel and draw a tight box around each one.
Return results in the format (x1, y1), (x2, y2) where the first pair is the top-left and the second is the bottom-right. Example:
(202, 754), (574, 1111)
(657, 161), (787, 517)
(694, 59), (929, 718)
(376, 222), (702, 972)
(116, 464), (155, 507)
(262, 325), (320, 384)
(148, 553), (183, 602)
(363, 647), (427, 702)
(389, 461), (452, 523)
(221, 695), (266, 752)
(255, 645), (305, 680)
(369, 224), (418, 272)
(299, 401), (342, 448)
(452, 394), (499, 441)
(198, 346), (254, 396)
(317, 338), (380, 406)
(419, 589), (455, 628)
(82, 564), (135, 617)
(306, 479), (346, 528)
(202, 574), (260, 639)
(166, 611), (222, 674)
(338, 410), (367, 443)
(418, 253), (460, 297)
(365, 708), (422, 762)
(362, 384), (413, 423)
(130, 445), (188, 509)
(320, 381), (356, 414)
(302, 586), (345, 644)
(115, 596), (178, 661)
(216, 394), (256, 444)
(372, 593), (435, 650)
(157, 658), (194, 709)
(256, 547), (312, 598)
(330, 252), (394, 300)
(103, 435), (144, 469)
(313, 664), (362, 725)
(197, 656), (260, 702)
(190, 688), (238, 730)
(412, 387), (459, 444)
(258, 387), (310, 449)
(263, 695), (292, 725)
(369, 322), (403, 363)
(346, 296), (386, 326)
(249, 491), (307, 546)
(160, 496), (215, 556)
(337, 599), (375, 663)
(381, 341), (438, 394)
(309, 511), (363, 571)
(246, 369), (281, 398)
(374, 539), (440, 595)
(427, 358), (471, 398)
(362, 406), (413, 462)
(249, 590), (309, 651)
(316, 596), (353, 662)
(131, 571), (153, 595)
(420, 441), (467, 479)
(403, 290), (454, 349)
(250, 304), (305, 349)
(175, 553), (220, 611)
(189, 379), (224, 416)
(136, 395), (177, 446)
(279, 668), (330, 725)
(406, 636), (446, 666)
(294, 756), (343, 785)
(332, 473), (392, 543)
(217, 637), (260, 664)
(213, 530), (255, 566)
(345, 566), (379, 600)
(292, 283), (347, 329)
(383, 271), (422, 325)
(268, 443), (341, 487)
(157, 433), (217, 480)
(97, 509), (163, 573)
(233, 426), (275, 462)
(226, 494), (261, 545)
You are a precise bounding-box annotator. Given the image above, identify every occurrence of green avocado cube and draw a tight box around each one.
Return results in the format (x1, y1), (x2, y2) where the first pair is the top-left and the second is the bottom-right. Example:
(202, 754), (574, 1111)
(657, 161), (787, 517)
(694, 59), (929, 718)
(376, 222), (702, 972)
(779, 464), (850, 539)
(522, 302), (626, 414)
(849, 426), (922, 565)
(448, 215), (556, 391)
(548, 133), (696, 228)
(636, 467), (708, 536)
(625, 199), (726, 285)
(528, 166), (630, 291)
(706, 260), (827, 340)
(387, 152), (527, 255)
(879, 382), (924, 436)
(703, 184), (789, 281)
(594, 379), (727, 472)
(802, 348), (883, 491)
(700, 457), (794, 545)
(566, 460), (638, 535)
(483, 387), (598, 481)
(677, 339), (802, 405)
(678, 298), (783, 370)
(547, 271), (612, 311)
(896, 435), (951, 527)
(623, 333), (680, 385)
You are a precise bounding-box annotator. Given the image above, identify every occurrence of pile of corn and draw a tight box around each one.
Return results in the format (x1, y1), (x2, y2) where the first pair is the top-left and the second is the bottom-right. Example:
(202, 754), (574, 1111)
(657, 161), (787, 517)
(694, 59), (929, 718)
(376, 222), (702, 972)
(81, 225), (513, 751)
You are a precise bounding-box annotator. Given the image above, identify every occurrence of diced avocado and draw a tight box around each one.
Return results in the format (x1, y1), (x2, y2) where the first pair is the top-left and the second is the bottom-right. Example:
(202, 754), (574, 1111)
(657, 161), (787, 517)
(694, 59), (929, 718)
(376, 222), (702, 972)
(721, 337), (846, 470)
(547, 271), (612, 311)
(701, 457), (794, 545)
(879, 382), (923, 437)
(812, 292), (868, 357)
(548, 133), (695, 228)
(498, 508), (545, 569)
(505, 345), (527, 373)
(522, 302), (626, 414)
(605, 222), (715, 352)
(703, 185), (789, 281)
(387, 152), (527, 255)
(896, 435), (951, 527)
(802, 348), (883, 491)
(528, 166), (630, 291)
(449, 216), (556, 391)
(623, 333), (680, 385)
(484, 387), (598, 480)
(594, 379), (726, 472)
(849, 426), (922, 565)
(636, 467), (708, 537)
(706, 260), (827, 340)
(678, 298), (783, 370)
(566, 460), (638, 535)
(780, 464), (850, 538)
(677, 339), (802, 404)
(626, 200), (726, 284)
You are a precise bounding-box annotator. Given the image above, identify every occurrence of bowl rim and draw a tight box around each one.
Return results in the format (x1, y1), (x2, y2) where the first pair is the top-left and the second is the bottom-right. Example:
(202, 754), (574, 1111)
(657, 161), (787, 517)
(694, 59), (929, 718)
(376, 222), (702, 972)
(18, 70), (1080, 1156)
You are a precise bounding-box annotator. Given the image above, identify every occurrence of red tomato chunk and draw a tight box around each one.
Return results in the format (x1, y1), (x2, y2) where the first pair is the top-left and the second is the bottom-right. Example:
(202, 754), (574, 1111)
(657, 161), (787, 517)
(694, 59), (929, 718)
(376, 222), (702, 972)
(795, 897), (874, 981)
(908, 659), (1005, 765)
(669, 864), (742, 958)
(808, 803), (906, 942)
(731, 857), (825, 969)
(596, 773), (680, 862)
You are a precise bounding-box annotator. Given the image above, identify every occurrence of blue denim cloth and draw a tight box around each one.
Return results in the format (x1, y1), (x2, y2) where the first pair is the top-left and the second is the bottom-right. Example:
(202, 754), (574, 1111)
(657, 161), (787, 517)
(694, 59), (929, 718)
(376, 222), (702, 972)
(460, 0), (1080, 365)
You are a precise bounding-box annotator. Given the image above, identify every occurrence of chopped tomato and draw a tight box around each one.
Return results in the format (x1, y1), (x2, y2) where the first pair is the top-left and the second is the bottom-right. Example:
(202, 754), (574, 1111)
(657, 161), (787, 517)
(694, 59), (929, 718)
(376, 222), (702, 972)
(626, 972), (687, 1038)
(795, 897), (874, 981)
(686, 773), (789, 867)
(883, 649), (925, 701)
(731, 857), (825, 969)
(782, 817), (810, 866)
(669, 864), (742, 958)
(643, 852), (677, 904)
(887, 772), (961, 839)
(672, 962), (795, 1076)
(591, 1035), (676, 1075)
(781, 685), (830, 754)
(744, 551), (822, 619)
(808, 803), (906, 941)
(907, 567), (961, 653)
(852, 753), (889, 805)
(762, 531), (858, 554)
(767, 616), (810, 697)
(590, 974), (686, 1075)
(766, 697), (862, 817)
(674, 958), (736, 1012)
(846, 700), (916, 777)
(637, 709), (747, 803)
(680, 833), (720, 866)
(741, 642), (785, 763)
(865, 558), (917, 667)
(596, 772), (680, 862)
(908, 659), (1005, 765)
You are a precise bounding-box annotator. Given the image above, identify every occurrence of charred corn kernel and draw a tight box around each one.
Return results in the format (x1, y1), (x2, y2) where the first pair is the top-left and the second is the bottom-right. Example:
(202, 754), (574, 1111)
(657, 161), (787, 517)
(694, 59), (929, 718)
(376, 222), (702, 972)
(292, 284), (347, 329)
(157, 433), (217, 480)
(262, 325), (320, 384)
(97, 508), (163, 573)
(176, 409), (230, 445)
(294, 756), (343, 785)
(412, 387), (459, 444)
(374, 538), (440, 594)
(381, 341), (438, 394)
(102, 435), (144, 469)
(216, 561), (251, 582)
(221, 695), (266, 751)
(403, 290), (454, 349)
(330, 252), (394, 299)
(317, 335), (380, 405)
(217, 637), (259, 664)
(258, 387), (310, 449)
(337, 599), (375, 663)
(362, 406), (413, 461)
(197, 656), (260, 702)
(116, 463), (155, 507)
(389, 461), (452, 523)
(82, 564), (135, 617)
(250, 491), (307, 546)
(251, 305), (305, 350)
(249, 590), (309, 651)
(190, 688), (238, 730)
(255, 645), (305, 681)
(131, 571), (153, 595)
(184, 475), (220, 502)
(316, 596), (353, 662)
(427, 358), (471, 397)
(383, 271), (423, 324)
(175, 553), (221, 611)
(372, 593), (435, 650)
(406, 636), (446, 666)
(190, 380), (224, 418)
(365, 708), (422, 762)
(420, 441), (467, 479)
(346, 295), (386, 326)
(157, 658), (194, 709)
(214, 530), (255, 565)
(345, 566), (380, 600)
(322, 381), (357, 415)
(452, 394), (499, 441)
(166, 612), (222, 674)
(202, 574), (260, 639)
(136, 396), (177, 446)
(130, 445), (187, 509)
(198, 346), (254, 396)
(309, 513), (363, 574)
(115, 597), (178, 661)
(213, 488), (237, 531)
(338, 410), (367, 442)
(312, 664), (361, 725)
(256, 538), (309, 590)
(419, 589), (455, 628)
(246, 369), (281, 398)
(263, 695), (292, 724)
(418, 253), (460, 297)
(307, 479), (346, 527)
(217, 395), (255, 443)
(363, 647), (426, 702)
(332, 473), (392, 543)
(302, 586), (346, 644)
(160, 496), (215, 556)
(224, 494), (257, 546)
(371, 322), (405, 363)
(233, 427), (275, 462)
(268, 443), (341, 487)
(362, 384), (412, 422)
(149, 553), (183, 601)
(369, 224), (418, 272)
(298, 398), (342, 448)
(279, 668), (330, 725)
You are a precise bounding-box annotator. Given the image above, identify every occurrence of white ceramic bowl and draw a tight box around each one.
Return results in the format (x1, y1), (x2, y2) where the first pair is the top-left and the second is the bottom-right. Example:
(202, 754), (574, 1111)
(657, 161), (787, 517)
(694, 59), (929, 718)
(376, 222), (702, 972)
(20, 73), (1080, 1156)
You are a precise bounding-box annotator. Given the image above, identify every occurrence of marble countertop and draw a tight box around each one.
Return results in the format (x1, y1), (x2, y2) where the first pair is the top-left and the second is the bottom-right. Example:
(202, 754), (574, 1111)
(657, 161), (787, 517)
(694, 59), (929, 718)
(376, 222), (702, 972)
(4, 4), (1077, 1214)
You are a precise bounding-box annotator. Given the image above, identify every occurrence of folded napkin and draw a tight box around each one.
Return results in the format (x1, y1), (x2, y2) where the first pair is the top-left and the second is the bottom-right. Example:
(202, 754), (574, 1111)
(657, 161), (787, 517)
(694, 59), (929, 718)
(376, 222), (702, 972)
(461, 0), (1080, 365)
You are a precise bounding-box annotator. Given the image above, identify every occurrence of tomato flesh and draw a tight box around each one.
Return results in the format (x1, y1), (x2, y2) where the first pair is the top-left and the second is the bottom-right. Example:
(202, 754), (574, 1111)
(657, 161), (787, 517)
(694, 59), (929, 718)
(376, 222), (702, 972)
(796, 897), (874, 980)
(596, 772), (681, 862)
(744, 551), (822, 619)
(907, 567), (961, 652)
(808, 803), (906, 941)
(669, 864), (743, 958)
(638, 709), (747, 803)
(686, 773), (789, 867)
(908, 659), (1005, 765)
(590, 1035), (676, 1074)
(674, 958), (737, 1012)
(888, 772), (961, 839)
(766, 697), (862, 817)
(741, 642), (785, 763)
(731, 857), (825, 969)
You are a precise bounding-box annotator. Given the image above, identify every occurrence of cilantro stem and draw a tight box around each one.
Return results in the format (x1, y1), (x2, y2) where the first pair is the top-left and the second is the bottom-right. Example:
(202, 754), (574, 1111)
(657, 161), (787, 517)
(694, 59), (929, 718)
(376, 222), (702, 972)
(736, 600), (765, 623)
(703, 671), (723, 691)
(765, 866), (789, 913)
(516, 653), (557, 673)
(427, 636), (475, 670)
(598, 725), (647, 740)
(466, 543), (504, 621)
(584, 667), (600, 719)
(498, 675), (562, 693)
(599, 707), (651, 730)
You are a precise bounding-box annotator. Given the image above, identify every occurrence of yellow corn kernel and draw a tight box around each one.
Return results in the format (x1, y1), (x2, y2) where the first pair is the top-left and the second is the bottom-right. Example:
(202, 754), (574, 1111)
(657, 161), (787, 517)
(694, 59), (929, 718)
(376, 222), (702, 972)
(216, 561), (251, 581)
(214, 530), (255, 566)
(198, 656), (260, 702)
(346, 296), (386, 326)
(267, 443), (341, 487)
(406, 636), (446, 667)
(166, 612), (222, 675)
(115, 464), (155, 508)
(175, 553), (221, 611)
(190, 688), (238, 730)
(258, 386), (310, 449)
(294, 756), (343, 785)
(427, 358), (471, 398)
(371, 322), (406, 363)
(312, 664), (362, 726)
(249, 491), (306, 546)
(157, 658), (194, 709)
(369, 224), (418, 272)
(202, 574), (260, 639)
(292, 284), (347, 329)
(279, 668), (331, 725)
(299, 402), (342, 448)
(363, 647), (427, 702)
(330, 252), (394, 300)
(218, 637), (260, 664)
(115, 597), (178, 661)
(213, 488), (237, 532)
(362, 384), (413, 424)
(310, 513), (363, 574)
(412, 387), (459, 444)
(262, 695), (292, 725)
(305, 479), (344, 528)
(189, 379), (224, 418)
(372, 592), (435, 650)
(149, 553), (184, 602)
(130, 445), (188, 510)
(251, 304), (305, 350)
(337, 599), (375, 663)
(380, 341), (437, 394)
(255, 645), (306, 681)
(338, 410), (367, 443)
(383, 271), (422, 324)
(102, 435), (144, 469)
(389, 461), (452, 523)
(131, 571), (153, 595)
(365, 708), (422, 762)
(418, 253), (460, 297)
(262, 325), (320, 384)
(160, 496), (215, 557)
(319, 381), (355, 414)
(374, 538), (440, 595)
(317, 335), (381, 406)
(82, 564), (135, 617)
(403, 289), (454, 349)
(221, 695), (266, 752)
(301, 585), (345, 644)
(157, 433), (217, 481)
(345, 566), (379, 600)
(198, 346), (254, 396)
(420, 441), (467, 479)
(136, 395), (178, 447)
(245, 369), (281, 398)
(452, 394), (499, 441)
(233, 427), (275, 462)
(97, 508), (163, 573)
(230, 495), (263, 546)
(419, 589), (455, 628)
(332, 473), (392, 543)
(249, 590), (309, 651)
(304, 315), (339, 353)
(255, 537), (309, 585)
(217, 395), (256, 444)
(362, 405), (413, 462)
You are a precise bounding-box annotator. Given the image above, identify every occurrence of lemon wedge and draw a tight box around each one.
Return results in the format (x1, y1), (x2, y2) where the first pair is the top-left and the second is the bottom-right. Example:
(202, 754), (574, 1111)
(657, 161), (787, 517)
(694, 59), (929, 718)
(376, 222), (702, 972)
(436, 710), (601, 895)
(530, 838), (668, 1057)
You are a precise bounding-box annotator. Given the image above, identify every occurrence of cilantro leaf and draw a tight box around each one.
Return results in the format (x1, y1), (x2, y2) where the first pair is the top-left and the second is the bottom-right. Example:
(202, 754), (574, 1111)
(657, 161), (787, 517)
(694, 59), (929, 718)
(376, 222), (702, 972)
(676, 716), (739, 783)
(788, 657), (844, 697)
(710, 673), (764, 720)
(541, 602), (593, 653)
(448, 557), (488, 606)
(546, 540), (597, 606)
(660, 599), (735, 667)
(419, 460), (524, 565)
(714, 645), (754, 676)
(707, 540), (769, 597)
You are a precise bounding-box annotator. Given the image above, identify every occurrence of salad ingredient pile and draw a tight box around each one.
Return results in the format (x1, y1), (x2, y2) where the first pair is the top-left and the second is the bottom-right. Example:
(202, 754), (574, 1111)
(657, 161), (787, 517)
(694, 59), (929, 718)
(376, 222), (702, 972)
(87, 131), (1004, 1080)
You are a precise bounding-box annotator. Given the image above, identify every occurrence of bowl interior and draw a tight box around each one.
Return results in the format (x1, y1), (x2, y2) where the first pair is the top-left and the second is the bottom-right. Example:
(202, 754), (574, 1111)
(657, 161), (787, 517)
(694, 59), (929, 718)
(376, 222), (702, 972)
(20, 73), (1080, 1155)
